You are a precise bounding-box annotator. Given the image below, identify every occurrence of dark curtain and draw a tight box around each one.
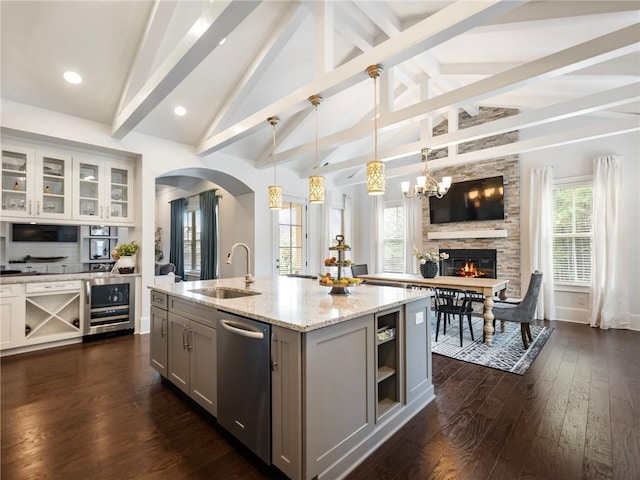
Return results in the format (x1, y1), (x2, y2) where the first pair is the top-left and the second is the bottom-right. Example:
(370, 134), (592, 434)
(200, 189), (219, 280)
(169, 198), (185, 278)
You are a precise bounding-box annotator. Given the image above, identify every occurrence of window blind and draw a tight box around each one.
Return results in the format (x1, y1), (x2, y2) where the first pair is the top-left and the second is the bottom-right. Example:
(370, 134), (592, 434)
(383, 205), (404, 273)
(553, 184), (592, 284)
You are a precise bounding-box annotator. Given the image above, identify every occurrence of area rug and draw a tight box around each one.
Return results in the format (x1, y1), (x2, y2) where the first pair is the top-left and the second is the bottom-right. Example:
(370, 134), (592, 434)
(431, 315), (553, 375)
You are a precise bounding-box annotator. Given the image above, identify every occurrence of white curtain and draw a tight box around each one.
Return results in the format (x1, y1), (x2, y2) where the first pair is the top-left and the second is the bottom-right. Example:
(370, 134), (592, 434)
(343, 194), (353, 261)
(590, 156), (629, 329)
(320, 190), (333, 268)
(370, 196), (384, 273)
(529, 166), (556, 320)
(403, 196), (422, 274)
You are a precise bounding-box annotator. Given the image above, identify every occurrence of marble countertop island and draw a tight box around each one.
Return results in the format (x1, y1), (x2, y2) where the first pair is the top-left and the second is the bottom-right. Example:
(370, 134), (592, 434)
(148, 275), (431, 332)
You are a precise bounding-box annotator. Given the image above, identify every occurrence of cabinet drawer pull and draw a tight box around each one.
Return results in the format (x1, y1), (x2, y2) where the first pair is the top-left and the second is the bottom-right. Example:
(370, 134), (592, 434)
(37, 201), (41, 215)
(161, 317), (167, 337)
(28, 200), (32, 215)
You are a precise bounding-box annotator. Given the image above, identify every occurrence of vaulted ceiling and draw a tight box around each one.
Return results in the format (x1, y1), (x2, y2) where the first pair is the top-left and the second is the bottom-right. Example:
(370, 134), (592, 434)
(1, 1), (638, 188)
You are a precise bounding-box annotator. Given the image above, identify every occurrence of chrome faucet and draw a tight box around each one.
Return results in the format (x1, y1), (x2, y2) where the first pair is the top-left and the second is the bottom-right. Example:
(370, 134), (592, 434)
(226, 243), (254, 285)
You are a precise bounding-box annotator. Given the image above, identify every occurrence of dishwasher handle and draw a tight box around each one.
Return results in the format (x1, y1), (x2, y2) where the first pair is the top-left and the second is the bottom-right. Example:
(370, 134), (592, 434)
(220, 319), (264, 339)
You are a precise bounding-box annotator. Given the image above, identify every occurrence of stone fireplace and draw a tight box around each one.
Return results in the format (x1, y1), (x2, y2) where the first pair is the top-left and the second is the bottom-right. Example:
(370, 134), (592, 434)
(421, 107), (522, 297)
(440, 248), (497, 278)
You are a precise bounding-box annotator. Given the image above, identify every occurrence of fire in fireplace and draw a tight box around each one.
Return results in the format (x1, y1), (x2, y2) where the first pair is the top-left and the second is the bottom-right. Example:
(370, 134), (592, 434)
(439, 249), (497, 279)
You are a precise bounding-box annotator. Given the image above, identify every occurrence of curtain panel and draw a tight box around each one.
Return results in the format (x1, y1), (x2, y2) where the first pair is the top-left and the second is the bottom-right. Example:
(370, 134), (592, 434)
(169, 197), (185, 278)
(529, 166), (555, 320)
(200, 189), (219, 280)
(590, 156), (629, 329)
(370, 196), (384, 273)
(403, 196), (422, 275)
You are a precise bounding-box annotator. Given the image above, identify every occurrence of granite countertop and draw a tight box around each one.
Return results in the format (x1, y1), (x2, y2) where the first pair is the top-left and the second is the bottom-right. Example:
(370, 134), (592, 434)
(149, 276), (431, 332)
(0, 272), (140, 284)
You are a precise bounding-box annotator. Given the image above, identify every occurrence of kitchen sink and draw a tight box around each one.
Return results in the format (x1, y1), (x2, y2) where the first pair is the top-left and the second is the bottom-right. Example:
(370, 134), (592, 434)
(189, 287), (261, 299)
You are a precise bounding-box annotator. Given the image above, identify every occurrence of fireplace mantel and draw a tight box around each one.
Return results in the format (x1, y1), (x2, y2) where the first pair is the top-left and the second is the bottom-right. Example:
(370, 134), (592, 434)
(427, 229), (508, 240)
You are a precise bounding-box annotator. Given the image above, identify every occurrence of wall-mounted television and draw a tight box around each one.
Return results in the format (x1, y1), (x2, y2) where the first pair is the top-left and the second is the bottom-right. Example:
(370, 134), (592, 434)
(12, 224), (79, 242)
(429, 175), (505, 224)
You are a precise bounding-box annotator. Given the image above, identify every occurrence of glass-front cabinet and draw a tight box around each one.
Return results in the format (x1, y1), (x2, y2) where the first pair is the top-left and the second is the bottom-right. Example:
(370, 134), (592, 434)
(73, 156), (134, 225)
(1, 146), (71, 220)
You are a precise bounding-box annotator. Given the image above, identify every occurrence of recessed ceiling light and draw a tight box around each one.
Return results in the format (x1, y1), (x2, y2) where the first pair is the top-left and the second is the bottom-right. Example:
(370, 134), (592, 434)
(174, 106), (187, 116)
(218, 37), (227, 46)
(63, 71), (82, 84)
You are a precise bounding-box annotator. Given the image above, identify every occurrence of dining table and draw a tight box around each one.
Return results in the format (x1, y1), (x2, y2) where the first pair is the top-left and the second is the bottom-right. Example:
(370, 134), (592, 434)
(358, 273), (509, 346)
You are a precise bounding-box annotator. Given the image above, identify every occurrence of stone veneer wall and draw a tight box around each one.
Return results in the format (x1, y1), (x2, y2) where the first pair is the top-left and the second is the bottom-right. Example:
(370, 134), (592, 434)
(422, 107), (522, 297)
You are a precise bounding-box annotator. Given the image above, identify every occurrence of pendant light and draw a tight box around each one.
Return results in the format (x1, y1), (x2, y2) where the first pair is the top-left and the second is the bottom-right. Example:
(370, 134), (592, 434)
(268, 116), (282, 210)
(308, 94), (325, 204)
(366, 64), (385, 195)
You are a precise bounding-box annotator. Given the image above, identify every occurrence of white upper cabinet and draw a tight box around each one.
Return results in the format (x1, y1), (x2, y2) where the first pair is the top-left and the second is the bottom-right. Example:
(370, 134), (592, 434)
(73, 156), (135, 225)
(1, 146), (72, 220)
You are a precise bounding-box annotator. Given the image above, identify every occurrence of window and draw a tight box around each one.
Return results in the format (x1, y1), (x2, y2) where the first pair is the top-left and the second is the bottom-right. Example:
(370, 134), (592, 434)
(553, 183), (592, 285)
(183, 197), (201, 272)
(278, 201), (305, 275)
(383, 204), (404, 273)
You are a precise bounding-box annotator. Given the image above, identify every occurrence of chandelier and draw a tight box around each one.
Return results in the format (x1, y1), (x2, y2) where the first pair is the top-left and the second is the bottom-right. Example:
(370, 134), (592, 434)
(401, 148), (452, 199)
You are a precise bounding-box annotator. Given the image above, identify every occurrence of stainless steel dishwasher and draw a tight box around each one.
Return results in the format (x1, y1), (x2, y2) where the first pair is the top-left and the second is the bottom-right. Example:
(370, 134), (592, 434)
(217, 313), (271, 464)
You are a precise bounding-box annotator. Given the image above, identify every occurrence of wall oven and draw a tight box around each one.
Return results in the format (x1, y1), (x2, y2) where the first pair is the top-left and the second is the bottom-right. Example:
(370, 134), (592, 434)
(84, 277), (135, 338)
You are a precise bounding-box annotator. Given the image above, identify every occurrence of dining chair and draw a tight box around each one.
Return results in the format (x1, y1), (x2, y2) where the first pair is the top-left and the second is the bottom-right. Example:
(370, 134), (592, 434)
(350, 264), (368, 277)
(434, 288), (474, 347)
(491, 271), (543, 349)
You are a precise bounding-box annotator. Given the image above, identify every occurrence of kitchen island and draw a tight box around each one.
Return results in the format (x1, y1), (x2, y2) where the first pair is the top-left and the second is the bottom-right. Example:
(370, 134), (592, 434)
(148, 276), (434, 480)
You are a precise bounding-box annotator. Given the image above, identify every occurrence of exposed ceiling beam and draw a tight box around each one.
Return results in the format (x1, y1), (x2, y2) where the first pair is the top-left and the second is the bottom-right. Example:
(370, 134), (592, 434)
(315, 0), (334, 76)
(196, 0), (528, 156)
(480, 0), (640, 28)
(354, 0), (479, 117)
(269, 23), (640, 165)
(317, 82), (640, 175)
(112, 1), (261, 139)
(336, 117), (640, 186)
(115, 0), (177, 115)
(199, 2), (304, 142)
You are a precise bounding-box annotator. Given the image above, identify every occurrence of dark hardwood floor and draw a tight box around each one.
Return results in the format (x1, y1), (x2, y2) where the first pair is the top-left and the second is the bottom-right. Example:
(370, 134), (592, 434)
(2, 320), (639, 480)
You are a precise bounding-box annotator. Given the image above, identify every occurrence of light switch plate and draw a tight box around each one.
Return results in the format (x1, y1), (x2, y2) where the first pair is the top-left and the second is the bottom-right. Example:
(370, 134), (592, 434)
(415, 311), (424, 325)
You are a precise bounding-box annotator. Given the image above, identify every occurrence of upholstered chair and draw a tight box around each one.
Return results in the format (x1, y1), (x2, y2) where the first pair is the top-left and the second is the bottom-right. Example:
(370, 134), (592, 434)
(491, 271), (543, 349)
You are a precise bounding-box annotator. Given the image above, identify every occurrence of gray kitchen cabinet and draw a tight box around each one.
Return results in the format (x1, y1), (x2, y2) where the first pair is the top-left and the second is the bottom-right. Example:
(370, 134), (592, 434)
(404, 300), (432, 404)
(271, 325), (302, 480)
(166, 296), (217, 417)
(303, 313), (376, 480)
(168, 312), (190, 393)
(150, 305), (168, 376)
(150, 291), (168, 376)
(189, 319), (216, 416)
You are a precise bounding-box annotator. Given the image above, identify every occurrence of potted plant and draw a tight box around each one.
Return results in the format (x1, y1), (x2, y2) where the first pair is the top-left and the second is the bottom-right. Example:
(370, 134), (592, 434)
(414, 249), (449, 278)
(111, 241), (139, 274)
